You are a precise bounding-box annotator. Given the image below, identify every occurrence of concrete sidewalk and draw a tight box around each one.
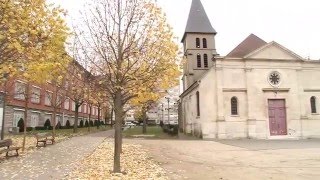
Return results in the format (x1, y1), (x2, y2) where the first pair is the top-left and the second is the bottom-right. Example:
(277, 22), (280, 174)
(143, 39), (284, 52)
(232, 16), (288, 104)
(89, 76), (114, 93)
(0, 130), (114, 180)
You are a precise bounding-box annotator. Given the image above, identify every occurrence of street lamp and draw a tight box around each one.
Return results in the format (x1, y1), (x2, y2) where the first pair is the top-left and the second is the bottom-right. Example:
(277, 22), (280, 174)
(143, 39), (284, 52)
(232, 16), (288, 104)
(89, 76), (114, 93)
(1, 73), (9, 140)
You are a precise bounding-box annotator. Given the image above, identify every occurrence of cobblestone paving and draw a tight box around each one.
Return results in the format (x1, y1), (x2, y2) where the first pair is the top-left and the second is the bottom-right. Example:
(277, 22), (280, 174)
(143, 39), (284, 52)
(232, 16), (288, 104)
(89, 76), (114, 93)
(0, 130), (114, 180)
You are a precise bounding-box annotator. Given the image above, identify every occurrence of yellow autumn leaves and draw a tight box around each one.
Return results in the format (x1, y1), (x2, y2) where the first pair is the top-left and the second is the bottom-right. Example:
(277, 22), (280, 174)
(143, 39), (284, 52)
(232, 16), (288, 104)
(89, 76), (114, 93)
(0, 0), (70, 84)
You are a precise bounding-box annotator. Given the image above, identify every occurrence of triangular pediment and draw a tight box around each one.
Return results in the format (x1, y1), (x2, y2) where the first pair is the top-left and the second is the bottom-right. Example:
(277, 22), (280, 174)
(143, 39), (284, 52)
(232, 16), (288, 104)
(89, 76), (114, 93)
(244, 41), (303, 60)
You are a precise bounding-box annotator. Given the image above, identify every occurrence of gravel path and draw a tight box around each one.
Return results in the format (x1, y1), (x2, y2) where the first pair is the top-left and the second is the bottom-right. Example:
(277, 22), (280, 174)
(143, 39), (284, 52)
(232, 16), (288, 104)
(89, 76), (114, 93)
(0, 130), (114, 180)
(128, 139), (320, 180)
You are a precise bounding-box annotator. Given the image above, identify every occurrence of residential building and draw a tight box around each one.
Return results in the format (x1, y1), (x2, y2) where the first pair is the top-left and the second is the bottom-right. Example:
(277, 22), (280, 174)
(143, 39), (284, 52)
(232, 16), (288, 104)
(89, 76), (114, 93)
(180, 0), (320, 139)
(0, 61), (105, 133)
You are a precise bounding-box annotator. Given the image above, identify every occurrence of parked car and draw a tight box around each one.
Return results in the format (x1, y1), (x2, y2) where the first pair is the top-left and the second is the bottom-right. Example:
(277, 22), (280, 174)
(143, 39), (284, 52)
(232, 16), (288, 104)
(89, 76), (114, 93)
(124, 122), (136, 128)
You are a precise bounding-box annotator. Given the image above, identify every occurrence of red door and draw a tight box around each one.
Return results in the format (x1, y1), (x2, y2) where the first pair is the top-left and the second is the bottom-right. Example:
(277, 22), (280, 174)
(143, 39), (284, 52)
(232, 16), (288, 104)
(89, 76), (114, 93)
(268, 100), (287, 136)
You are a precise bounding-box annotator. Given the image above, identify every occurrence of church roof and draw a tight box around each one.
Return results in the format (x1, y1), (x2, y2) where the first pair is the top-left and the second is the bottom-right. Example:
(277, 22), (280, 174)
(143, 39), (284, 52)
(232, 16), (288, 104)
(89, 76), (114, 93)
(182, 0), (217, 42)
(226, 34), (267, 58)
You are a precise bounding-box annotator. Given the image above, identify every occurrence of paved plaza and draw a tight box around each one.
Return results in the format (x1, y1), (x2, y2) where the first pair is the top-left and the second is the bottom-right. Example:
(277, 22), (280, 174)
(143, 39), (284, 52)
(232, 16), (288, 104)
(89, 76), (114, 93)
(129, 138), (320, 180)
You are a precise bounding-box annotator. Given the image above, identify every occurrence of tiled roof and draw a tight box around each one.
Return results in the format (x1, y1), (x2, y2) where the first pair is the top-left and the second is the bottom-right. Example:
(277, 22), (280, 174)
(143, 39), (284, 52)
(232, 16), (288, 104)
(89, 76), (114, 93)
(226, 34), (267, 58)
(182, 0), (216, 42)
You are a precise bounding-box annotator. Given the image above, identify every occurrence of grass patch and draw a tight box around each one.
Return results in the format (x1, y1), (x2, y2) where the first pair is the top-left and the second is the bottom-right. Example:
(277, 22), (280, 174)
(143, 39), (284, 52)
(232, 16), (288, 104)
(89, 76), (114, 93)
(122, 126), (177, 139)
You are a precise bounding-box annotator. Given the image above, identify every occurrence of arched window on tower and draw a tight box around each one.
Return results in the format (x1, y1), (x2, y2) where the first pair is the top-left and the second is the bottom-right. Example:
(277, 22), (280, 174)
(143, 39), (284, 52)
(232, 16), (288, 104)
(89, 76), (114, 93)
(204, 54), (208, 68)
(196, 38), (200, 48)
(203, 38), (207, 48)
(231, 97), (238, 115)
(197, 54), (201, 68)
(311, 96), (317, 113)
(196, 91), (200, 116)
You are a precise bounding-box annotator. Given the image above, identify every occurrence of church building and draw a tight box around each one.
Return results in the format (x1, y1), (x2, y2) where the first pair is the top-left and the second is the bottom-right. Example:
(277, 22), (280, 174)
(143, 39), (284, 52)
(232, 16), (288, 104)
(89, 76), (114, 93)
(180, 0), (320, 139)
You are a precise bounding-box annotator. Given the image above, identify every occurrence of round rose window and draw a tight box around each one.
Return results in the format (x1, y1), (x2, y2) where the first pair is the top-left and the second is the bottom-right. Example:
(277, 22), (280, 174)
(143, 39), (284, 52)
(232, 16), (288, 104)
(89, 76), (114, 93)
(268, 71), (281, 87)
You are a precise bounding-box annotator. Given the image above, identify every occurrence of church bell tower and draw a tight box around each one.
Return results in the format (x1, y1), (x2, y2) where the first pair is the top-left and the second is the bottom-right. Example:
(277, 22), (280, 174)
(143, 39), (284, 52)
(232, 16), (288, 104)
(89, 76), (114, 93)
(182, 0), (218, 90)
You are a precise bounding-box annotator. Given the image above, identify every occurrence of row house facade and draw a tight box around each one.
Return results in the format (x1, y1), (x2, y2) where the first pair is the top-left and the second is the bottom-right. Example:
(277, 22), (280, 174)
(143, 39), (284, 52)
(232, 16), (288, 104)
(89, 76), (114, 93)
(0, 62), (105, 133)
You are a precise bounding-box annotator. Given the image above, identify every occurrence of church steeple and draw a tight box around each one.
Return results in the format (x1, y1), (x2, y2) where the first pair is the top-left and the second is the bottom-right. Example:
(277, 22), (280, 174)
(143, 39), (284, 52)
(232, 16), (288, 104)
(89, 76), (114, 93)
(182, 0), (217, 42)
(181, 0), (217, 91)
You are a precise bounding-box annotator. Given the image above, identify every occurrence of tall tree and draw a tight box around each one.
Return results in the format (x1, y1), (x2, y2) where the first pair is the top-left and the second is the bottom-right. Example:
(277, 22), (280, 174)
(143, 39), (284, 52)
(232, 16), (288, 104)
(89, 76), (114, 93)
(65, 61), (88, 133)
(74, 0), (179, 173)
(1, 0), (69, 150)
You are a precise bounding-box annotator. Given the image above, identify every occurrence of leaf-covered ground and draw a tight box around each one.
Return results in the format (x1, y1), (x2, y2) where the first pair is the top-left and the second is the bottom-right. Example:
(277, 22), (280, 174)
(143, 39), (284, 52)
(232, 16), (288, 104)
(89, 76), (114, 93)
(66, 140), (168, 180)
(0, 130), (114, 179)
(0, 127), (111, 161)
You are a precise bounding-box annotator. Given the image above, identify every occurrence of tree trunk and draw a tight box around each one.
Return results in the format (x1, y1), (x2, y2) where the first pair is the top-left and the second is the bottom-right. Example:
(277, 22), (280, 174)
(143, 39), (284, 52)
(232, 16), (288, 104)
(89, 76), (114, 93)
(88, 106), (92, 132)
(110, 106), (114, 127)
(142, 110), (147, 134)
(97, 105), (101, 129)
(52, 107), (57, 138)
(113, 91), (123, 173)
(73, 104), (79, 133)
(22, 85), (30, 152)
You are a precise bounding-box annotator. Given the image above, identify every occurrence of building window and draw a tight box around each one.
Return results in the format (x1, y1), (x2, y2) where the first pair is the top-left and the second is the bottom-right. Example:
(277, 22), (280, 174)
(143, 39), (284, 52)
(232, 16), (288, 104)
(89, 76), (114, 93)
(203, 38), (207, 48)
(231, 97), (238, 115)
(268, 71), (281, 87)
(31, 87), (41, 104)
(311, 96), (317, 113)
(31, 113), (40, 127)
(14, 81), (26, 100)
(13, 111), (24, 127)
(45, 91), (52, 106)
(64, 98), (70, 110)
(83, 104), (87, 114)
(196, 91), (200, 116)
(204, 54), (208, 68)
(197, 54), (201, 68)
(196, 38), (200, 48)
(93, 107), (97, 116)
(79, 104), (82, 113)
(56, 95), (63, 107)
(71, 101), (76, 111)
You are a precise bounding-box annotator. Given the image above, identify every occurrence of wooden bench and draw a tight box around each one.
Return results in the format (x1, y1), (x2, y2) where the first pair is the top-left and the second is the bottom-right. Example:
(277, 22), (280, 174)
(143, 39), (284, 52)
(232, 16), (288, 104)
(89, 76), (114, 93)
(0, 139), (20, 157)
(34, 133), (55, 147)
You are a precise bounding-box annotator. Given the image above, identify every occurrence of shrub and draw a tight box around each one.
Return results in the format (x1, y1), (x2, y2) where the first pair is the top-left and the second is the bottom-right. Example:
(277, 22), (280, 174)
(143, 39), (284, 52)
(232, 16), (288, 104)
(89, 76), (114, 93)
(89, 120), (94, 127)
(65, 120), (71, 128)
(44, 119), (51, 130)
(17, 118), (24, 132)
(171, 125), (178, 135)
(94, 120), (100, 127)
(79, 120), (84, 128)
(160, 121), (164, 127)
(85, 120), (89, 127)
(26, 127), (33, 132)
(35, 126), (46, 131)
(56, 121), (61, 129)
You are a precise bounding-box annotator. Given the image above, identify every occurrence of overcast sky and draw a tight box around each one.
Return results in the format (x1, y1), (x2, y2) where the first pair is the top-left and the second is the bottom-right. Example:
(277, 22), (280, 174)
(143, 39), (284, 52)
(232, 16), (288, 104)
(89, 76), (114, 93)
(53, 0), (320, 59)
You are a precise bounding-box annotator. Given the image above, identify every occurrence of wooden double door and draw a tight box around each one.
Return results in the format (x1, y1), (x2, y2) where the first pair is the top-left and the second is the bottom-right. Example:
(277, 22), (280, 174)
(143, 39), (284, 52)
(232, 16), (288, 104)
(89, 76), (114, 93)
(268, 99), (287, 136)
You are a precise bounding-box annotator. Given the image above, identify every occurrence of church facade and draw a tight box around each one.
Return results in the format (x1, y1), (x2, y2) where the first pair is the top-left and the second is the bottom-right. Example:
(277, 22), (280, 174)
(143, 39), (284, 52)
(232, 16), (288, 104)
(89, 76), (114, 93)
(180, 0), (320, 139)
